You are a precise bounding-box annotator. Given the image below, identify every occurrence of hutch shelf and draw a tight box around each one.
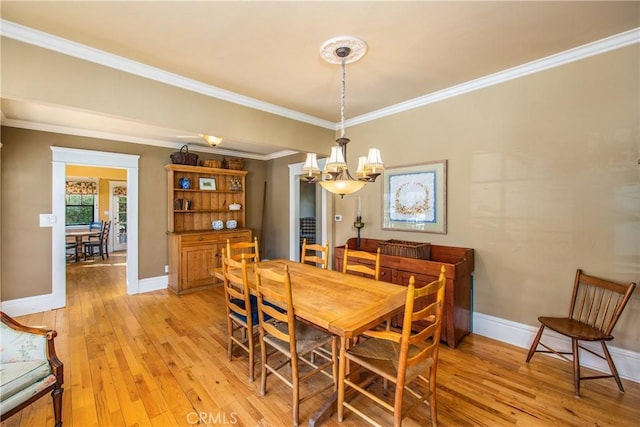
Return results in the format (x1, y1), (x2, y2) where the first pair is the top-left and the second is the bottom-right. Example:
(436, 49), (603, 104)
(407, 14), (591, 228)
(166, 164), (251, 294)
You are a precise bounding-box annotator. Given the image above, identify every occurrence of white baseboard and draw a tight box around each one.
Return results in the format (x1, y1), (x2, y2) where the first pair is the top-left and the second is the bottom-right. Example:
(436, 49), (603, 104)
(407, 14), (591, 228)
(138, 274), (168, 294)
(473, 312), (640, 383)
(0, 293), (54, 318)
(0, 275), (168, 317)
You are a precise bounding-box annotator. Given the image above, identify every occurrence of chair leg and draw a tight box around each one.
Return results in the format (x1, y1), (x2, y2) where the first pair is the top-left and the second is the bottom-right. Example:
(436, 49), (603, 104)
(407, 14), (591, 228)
(227, 319), (234, 362)
(247, 329), (255, 383)
(572, 338), (580, 397)
(260, 339), (268, 397)
(292, 356), (300, 427)
(601, 341), (624, 392)
(51, 386), (63, 427)
(526, 325), (545, 362)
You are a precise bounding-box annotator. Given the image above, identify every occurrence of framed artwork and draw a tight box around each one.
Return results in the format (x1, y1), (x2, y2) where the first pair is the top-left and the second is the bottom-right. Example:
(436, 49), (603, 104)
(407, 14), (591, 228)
(382, 160), (447, 234)
(198, 177), (216, 191)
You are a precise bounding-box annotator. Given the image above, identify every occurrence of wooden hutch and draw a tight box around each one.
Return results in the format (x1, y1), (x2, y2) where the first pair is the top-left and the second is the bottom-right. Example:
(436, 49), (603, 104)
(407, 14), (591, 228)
(166, 164), (251, 294)
(334, 238), (474, 348)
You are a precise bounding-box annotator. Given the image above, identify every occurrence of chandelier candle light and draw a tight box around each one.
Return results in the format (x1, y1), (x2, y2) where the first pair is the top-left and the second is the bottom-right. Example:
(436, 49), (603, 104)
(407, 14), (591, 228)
(302, 36), (384, 198)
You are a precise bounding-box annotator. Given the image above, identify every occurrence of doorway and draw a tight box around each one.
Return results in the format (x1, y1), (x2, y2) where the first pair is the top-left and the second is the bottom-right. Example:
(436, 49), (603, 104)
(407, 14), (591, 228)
(109, 181), (128, 252)
(288, 159), (329, 266)
(52, 147), (139, 309)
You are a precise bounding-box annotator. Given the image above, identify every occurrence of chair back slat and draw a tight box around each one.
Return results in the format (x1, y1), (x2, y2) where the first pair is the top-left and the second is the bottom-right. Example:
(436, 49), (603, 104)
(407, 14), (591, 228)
(227, 237), (260, 262)
(399, 266), (446, 373)
(254, 264), (296, 348)
(222, 251), (252, 324)
(342, 244), (381, 280)
(301, 238), (329, 269)
(569, 269), (636, 336)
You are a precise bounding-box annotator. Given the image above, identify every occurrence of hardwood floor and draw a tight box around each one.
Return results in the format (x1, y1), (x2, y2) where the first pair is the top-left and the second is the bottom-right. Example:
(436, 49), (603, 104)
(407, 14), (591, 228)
(2, 254), (639, 426)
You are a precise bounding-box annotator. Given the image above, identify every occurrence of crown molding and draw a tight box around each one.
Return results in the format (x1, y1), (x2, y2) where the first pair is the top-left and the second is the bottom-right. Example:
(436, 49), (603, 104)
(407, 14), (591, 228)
(0, 19), (334, 130)
(1, 118), (294, 160)
(2, 20), (637, 132)
(345, 27), (640, 127)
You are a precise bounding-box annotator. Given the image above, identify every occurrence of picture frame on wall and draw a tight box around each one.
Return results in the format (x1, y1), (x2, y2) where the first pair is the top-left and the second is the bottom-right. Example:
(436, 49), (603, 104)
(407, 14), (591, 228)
(382, 160), (447, 234)
(198, 177), (216, 190)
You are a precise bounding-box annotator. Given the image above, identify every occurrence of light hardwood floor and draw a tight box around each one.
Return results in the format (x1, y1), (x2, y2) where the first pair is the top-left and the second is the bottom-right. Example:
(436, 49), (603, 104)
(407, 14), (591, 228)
(2, 254), (639, 427)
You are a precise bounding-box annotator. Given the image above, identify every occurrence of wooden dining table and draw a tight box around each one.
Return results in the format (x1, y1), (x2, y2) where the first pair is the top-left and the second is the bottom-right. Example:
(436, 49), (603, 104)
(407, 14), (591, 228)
(222, 259), (408, 425)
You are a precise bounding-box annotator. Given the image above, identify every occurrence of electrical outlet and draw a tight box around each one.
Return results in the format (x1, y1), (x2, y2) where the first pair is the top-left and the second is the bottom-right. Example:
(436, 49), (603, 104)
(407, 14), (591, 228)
(164, 265), (169, 273)
(334, 214), (343, 222)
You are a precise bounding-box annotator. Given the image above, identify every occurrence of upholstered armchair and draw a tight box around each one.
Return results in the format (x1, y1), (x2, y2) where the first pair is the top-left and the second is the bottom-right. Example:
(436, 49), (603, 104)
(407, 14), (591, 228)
(0, 312), (64, 426)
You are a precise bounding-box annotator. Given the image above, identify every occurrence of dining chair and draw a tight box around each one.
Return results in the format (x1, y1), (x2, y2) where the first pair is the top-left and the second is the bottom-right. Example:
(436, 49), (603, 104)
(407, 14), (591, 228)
(83, 220), (111, 260)
(338, 266), (446, 427)
(65, 237), (79, 262)
(254, 263), (337, 426)
(227, 237), (260, 263)
(221, 249), (259, 382)
(300, 238), (329, 269)
(526, 269), (636, 396)
(342, 243), (381, 280)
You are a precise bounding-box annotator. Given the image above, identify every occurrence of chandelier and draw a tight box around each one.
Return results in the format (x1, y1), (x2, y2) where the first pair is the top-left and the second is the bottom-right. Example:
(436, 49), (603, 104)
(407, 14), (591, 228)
(302, 36), (384, 198)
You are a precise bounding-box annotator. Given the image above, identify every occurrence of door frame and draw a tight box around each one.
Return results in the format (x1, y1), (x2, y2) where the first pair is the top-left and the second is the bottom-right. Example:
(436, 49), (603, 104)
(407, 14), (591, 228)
(109, 180), (127, 252)
(288, 159), (329, 266)
(52, 147), (139, 308)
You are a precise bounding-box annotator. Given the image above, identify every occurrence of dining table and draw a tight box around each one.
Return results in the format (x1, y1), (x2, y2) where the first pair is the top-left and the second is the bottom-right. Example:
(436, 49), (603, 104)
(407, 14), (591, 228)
(221, 259), (408, 426)
(65, 229), (101, 261)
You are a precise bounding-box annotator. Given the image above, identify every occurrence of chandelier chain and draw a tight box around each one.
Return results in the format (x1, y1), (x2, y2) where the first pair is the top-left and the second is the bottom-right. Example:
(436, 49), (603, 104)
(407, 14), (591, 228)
(340, 56), (346, 138)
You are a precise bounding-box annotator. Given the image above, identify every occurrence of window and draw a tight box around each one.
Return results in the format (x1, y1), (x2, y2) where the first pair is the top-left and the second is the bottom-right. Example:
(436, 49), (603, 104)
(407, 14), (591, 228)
(65, 194), (96, 225)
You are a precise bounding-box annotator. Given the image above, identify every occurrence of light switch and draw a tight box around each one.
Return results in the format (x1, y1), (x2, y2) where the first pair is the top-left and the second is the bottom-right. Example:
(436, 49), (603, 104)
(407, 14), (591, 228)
(39, 214), (57, 227)
(334, 214), (343, 222)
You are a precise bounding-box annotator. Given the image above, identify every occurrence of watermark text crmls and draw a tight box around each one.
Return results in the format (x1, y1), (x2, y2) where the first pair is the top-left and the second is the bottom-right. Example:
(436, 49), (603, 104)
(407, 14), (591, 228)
(186, 411), (238, 425)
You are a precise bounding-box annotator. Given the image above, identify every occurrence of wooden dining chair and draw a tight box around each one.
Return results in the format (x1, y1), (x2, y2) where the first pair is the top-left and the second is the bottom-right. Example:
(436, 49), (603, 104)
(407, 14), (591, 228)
(342, 243), (381, 280)
(254, 263), (337, 426)
(300, 238), (329, 269)
(227, 237), (260, 263)
(338, 266), (446, 427)
(221, 249), (259, 382)
(83, 220), (111, 260)
(526, 269), (636, 396)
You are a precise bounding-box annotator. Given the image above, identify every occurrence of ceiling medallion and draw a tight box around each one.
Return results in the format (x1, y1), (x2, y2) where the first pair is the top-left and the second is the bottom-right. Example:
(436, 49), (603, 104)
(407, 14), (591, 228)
(319, 36), (368, 64)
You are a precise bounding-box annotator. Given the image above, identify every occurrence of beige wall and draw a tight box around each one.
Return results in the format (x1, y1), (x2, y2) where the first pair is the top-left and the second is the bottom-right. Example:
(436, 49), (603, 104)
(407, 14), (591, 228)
(327, 45), (639, 350)
(0, 128), (271, 300)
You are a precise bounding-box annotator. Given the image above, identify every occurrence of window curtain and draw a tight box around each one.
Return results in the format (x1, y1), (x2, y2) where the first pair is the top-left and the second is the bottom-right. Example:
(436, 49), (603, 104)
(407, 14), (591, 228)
(65, 181), (97, 194)
(113, 186), (127, 196)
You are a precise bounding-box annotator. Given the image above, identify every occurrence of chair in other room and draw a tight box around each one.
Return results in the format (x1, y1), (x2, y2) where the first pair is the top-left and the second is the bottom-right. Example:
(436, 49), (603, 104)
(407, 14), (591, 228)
(227, 237), (260, 263)
(221, 249), (259, 382)
(300, 238), (329, 269)
(83, 220), (111, 260)
(338, 266), (446, 427)
(526, 269), (636, 396)
(0, 312), (64, 427)
(65, 237), (79, 263)
(254, 263), (337, 426)
(342, 243), (381, 280)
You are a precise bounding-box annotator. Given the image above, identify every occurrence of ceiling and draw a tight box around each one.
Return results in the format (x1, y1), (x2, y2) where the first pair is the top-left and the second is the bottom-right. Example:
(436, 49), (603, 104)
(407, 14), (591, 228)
(1, 1), (639, 158)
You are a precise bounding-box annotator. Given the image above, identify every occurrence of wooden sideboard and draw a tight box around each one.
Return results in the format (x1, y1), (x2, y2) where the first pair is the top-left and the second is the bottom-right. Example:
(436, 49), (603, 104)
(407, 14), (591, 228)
(334, 238), (474, 348)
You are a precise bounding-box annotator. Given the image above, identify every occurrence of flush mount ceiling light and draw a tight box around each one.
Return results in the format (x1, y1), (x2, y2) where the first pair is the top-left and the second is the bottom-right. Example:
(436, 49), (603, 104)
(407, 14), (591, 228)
(200, 134), (223, 146)
(302, 36), (384, 198)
